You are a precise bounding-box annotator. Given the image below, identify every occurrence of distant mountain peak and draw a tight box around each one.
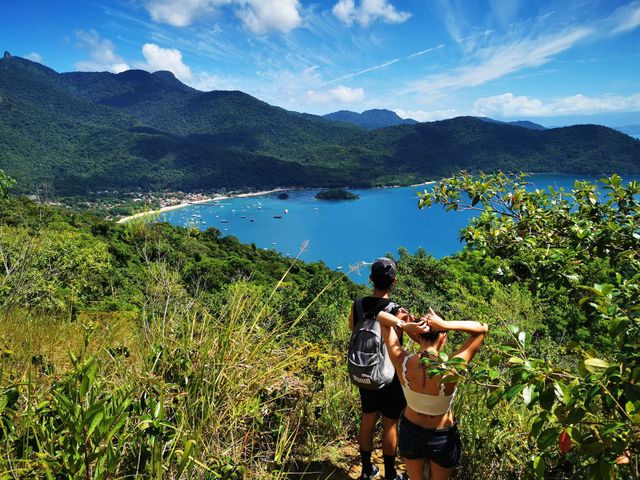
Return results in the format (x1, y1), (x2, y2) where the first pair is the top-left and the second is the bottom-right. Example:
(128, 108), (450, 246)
(3, 51), (11, 59)
(152, 70), (178, 81)
(477, 116), (546, 130)
(324, 108), (418, 129)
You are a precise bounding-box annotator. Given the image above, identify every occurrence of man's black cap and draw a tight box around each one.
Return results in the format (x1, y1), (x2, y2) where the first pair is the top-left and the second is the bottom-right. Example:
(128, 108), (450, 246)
(370, 257), (397, 289)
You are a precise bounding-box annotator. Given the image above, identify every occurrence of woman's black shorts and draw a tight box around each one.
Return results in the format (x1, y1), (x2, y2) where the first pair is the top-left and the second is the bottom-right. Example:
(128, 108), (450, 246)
(398, 415), (461, 468)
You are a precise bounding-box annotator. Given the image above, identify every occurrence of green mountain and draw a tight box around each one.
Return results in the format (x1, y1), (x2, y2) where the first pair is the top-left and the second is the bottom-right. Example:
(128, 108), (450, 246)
(478, 117), (546, 130)
(323, 109), (418, 129)
(1, 54), (639, 196)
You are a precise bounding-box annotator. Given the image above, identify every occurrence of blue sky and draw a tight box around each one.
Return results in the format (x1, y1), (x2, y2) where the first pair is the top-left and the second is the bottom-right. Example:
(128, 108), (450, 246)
(3, 0), (640, 127)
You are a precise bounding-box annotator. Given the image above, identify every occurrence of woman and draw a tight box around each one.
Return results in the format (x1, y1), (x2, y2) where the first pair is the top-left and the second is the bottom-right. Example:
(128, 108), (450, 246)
(377, 309), (488, 480)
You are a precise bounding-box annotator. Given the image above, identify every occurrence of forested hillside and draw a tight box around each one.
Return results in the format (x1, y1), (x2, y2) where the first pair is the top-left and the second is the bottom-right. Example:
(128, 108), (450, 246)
(1, 54), (639, 197)
(0, 170), (637, 478)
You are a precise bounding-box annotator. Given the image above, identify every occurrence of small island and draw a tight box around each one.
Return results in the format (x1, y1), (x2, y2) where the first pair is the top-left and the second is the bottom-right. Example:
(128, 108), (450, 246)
(277, 192), (289, 200)
(314, 188), (360, 200)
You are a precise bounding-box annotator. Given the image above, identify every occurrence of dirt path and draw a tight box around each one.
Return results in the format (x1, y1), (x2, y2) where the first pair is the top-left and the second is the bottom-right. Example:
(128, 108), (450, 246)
(286, 443), (408, 479)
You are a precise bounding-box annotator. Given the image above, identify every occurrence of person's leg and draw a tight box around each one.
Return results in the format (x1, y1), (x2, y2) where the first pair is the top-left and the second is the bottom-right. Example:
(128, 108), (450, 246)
(359, 411), (380, 477)
(428, 460), (453, 480)
(359, 411), (380, 451)
(380, 376), (406, 479)
(381, 415), (399, 478)
(404, 458), (426, 480)
(381, 415), (398, 455)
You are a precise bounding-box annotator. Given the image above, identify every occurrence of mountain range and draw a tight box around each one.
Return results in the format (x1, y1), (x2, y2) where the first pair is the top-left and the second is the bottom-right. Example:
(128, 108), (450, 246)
(323, 109), (418, 129)
(1, 52), (638, 196)
(322, 109), (547, 131)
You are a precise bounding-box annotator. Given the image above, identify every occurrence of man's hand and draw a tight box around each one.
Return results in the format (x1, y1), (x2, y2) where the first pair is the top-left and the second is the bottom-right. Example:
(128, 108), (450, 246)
(395, 307), (430, 342)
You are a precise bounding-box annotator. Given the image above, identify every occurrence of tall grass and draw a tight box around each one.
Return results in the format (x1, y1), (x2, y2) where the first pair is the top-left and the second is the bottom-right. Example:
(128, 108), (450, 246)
(0, 256), (355, 478)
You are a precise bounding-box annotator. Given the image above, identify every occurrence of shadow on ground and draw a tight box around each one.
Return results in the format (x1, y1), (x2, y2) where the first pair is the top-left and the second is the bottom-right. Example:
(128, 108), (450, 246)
(285, 444), (408, 480)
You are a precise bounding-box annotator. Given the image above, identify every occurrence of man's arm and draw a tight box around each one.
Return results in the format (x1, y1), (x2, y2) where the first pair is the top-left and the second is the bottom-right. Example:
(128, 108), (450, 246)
(377, 310), (429, 340)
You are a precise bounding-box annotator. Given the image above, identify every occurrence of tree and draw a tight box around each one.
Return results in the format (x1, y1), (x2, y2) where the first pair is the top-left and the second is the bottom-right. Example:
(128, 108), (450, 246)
(0, 169), (15, 199)
(418, 172), (639, 478)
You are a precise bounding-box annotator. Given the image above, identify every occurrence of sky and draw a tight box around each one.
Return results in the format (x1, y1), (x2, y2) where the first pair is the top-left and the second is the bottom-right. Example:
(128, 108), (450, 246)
(2, 0), (640, 128)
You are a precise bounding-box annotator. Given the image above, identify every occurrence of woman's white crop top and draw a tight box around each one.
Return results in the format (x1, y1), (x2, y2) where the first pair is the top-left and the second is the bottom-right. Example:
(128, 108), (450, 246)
(400, 355), (457, 416)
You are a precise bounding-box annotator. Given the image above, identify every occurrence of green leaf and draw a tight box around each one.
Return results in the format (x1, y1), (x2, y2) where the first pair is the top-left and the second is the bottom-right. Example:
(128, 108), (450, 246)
(532, 455), (546, 479)
(504, 384), (526, 401)
(518, 331), (530, 347)
(486, 388), (504, 409)
(537, 427), (561, 449)
(584, 358), (610, 372)
(539, 387), (556, 410)
(87, 411), (104, 437)
(176, 439), (196, 477)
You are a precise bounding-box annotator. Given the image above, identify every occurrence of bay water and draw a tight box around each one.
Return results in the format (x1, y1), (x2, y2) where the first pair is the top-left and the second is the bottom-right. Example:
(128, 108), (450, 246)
(160, 174), (634, 283)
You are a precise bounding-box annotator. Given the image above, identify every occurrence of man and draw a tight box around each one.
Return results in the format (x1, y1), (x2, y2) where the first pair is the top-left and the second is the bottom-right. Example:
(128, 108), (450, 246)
(349, 257), (428, 480)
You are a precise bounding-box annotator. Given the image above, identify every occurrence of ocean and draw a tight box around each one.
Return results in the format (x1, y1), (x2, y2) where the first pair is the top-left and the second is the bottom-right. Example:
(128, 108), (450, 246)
(159, 174), (636, 283)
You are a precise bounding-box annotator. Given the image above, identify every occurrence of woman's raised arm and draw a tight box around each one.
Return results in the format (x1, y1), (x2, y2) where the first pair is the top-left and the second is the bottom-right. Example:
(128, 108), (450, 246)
(424, 309), (488, 363)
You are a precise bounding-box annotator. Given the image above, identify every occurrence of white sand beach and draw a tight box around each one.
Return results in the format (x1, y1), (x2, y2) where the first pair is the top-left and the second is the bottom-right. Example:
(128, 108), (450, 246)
(116, 188), (285, 223)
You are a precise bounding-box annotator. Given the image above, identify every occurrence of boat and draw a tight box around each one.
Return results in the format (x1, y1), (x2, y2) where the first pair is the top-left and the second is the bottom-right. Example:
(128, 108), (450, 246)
(273, 215), (282, 219)
(284, 209), (289, 214)
(221, 219), (228, 223)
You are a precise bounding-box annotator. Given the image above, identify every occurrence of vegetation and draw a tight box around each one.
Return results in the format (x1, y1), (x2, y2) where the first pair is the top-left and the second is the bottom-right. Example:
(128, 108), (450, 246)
(405, 172), (639, 479)
(0, 184), (363, 478)
(0, 164), (639, 479)
(322, 109), (418, 130)
(314, 189), (359, 201)
(1, 55), (639, 198)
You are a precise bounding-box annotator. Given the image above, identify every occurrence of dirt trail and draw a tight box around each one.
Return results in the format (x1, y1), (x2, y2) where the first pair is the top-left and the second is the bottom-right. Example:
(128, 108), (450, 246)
(286, 443), (408, 479)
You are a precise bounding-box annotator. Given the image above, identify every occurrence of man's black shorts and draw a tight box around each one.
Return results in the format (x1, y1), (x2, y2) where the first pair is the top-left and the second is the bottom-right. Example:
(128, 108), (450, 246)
(358, 375), (406, 419)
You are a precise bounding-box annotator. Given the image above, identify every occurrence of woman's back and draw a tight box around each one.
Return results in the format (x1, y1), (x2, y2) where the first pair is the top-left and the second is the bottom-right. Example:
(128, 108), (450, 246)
(401, 354), (457, 428)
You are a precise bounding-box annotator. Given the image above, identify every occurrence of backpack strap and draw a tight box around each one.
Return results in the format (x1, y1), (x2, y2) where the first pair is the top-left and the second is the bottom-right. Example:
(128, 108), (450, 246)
(353, 298), (364, 328)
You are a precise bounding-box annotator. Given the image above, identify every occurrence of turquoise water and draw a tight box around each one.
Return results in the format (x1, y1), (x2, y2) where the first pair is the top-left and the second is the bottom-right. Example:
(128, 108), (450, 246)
(159, 174), (635, 283)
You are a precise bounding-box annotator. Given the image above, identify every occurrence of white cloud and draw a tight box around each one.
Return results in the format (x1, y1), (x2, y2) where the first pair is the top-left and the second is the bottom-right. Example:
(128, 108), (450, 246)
(408, 27), (592, 95)
(472, 92), (640, 117)
(306, 85), (365, 104)
(146, 0), (302, 33)
(146, 0), (227, 28)
(327, 58), (399, 85)
(394, 108), (459, 122)
(75, 30), (130, 73)
(188, 72), (242, 91)
(236, 0), (302, 34)
(25, 52), (43, 63)
(332, 0), (411, 27)
(139, 43), (193, 81)
(609, 1), (640, 35)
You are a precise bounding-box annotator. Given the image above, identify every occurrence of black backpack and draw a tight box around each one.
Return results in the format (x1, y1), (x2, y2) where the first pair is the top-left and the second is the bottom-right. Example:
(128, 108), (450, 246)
(347, 299), (397, 390)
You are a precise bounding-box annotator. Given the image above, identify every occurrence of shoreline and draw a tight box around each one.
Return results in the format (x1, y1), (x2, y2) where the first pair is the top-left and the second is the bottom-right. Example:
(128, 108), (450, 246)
(116, 181), (437, 223)
(116, 188), (285, 223)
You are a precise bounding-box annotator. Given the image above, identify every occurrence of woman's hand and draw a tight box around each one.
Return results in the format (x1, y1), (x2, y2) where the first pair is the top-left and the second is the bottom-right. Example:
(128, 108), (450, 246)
(423, 308), (448, 331)
(403, 318), (430, 337)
